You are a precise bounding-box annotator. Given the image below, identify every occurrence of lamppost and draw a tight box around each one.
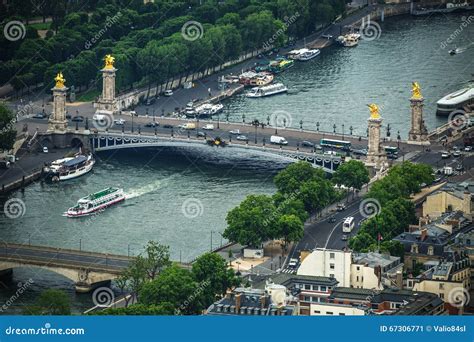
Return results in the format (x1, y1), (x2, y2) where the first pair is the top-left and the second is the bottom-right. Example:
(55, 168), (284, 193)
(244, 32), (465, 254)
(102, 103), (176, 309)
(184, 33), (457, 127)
(153, 109), (156, 123)
(316, 122), (320, 131)
(161, 108), (165, 117)
(283, 118), (287, 128)
(131, 113), (134, 133)
(146, 107), (149, 116)
(300, 120), (303, 131)
(217, 112), (220, 129)
(196, 115), (200, 137)
(242, 114), (246, 124)
(386, 123), (391, 138)
(342, 124), (345, 140)
(226, 113), (229, 123)
(366, 127), (369, 137)
(397, 130), (401, 149)
(333, 124), (336, 134)
(252, 119), (259, 144)
(350, 125), (353, 136)
(266, 115), (270, 126)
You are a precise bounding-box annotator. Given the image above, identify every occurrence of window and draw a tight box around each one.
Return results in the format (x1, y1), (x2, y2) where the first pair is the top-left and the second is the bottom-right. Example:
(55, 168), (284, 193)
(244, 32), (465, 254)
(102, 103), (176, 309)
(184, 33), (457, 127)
(411, 244), (419, 254)
(428, 246), (434, 256)
(440, 293), (444, 299)
(312, 285), (319, 291)
(339, 313), (346, 316)
(356, 266), (360, 271)
(304, 284), (311, 290)
(329, 274), (334, 278)
(326, 312), (333, 315)
(321, 286), (327, 292)
(356, 276), (359, 282)
(330, 263), (335, 270)
(330, 252), (335, 259)
(304, 296), (311, 302)
(314, 310), (321, 314)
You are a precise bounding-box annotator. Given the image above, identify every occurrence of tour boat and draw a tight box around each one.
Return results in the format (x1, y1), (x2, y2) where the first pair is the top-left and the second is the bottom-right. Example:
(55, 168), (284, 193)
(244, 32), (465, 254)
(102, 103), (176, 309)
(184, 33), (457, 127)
(297, 49), (320, 61)
(65, 187), (126, 218)
(45, 153), (95, 182)
(337, 33), (359, 47)
(191, 103), (224, 117)
(248, 73), (274, 87)
(436, 86), (474, 115)
(269, 59), (294, 73)
(246, 83), (288, 98)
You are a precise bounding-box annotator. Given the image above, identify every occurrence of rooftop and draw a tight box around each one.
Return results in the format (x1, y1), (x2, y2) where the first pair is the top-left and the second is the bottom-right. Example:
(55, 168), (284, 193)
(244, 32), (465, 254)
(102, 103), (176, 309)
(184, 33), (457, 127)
(352, 252), (400, 269)
(250, 273), (338, 290)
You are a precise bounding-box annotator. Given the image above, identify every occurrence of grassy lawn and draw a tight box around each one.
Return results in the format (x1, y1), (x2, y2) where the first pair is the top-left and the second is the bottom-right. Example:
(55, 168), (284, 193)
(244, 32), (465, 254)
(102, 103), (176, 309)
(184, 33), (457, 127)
(28, 22), (51, 30)
(76, 89), (100, 102)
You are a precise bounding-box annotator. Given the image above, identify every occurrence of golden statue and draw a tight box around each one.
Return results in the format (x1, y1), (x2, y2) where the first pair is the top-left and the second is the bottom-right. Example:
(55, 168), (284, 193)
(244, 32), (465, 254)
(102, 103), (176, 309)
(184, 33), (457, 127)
(54, 72), (65, 88)
(367, 103), (380, 119)
(104, 54), (115, 69)
(412, 82), (422, 99)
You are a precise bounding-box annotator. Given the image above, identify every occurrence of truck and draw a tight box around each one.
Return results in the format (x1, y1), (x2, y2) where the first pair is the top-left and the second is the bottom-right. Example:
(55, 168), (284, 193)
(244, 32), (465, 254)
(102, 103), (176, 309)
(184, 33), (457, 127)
(270, 135), (288, 145)
(443, 166), (453, 176)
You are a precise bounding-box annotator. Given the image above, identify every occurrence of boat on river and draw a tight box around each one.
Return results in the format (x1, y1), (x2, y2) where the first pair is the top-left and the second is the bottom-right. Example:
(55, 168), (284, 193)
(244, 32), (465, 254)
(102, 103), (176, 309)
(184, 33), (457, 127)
(337, 33), (360, 47)
(246, 82), (288, 98)
(45, 153), (95, 182)
(436, 85), (474, 115)
(65, 187), (125, 217)
(269, 59), (294, 73)
(288, 48), (320, 61)
(248, 72), (274, 87)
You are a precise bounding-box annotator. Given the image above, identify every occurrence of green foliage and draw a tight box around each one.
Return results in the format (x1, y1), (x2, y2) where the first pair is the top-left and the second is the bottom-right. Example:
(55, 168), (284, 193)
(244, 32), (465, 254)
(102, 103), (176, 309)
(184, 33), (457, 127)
(274, 162), (325, 195)
(96, 303), (175, 315)
(332, 160), (369, 191)
(276, 214), (304, 248)
(24, 289), (71, 315)
(0, 103), (17, 151)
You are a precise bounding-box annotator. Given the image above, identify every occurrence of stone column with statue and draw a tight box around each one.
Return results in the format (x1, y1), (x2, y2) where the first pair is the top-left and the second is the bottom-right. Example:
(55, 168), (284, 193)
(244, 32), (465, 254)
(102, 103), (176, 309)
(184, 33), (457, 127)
(94, 54), (118, 114)
(47, 72), (68, 132)
(408, 82), (429, 145)
(366, 103), (387, 169)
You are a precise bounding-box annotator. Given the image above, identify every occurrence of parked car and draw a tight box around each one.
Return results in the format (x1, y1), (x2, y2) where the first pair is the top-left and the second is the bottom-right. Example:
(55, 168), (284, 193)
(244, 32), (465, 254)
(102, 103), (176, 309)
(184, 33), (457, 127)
(441, 151), (450, 159)
(336, 204), (346, 212)
(145, 122), (159, 128)
(301, 140), (314, 148)
(163, 124), (173, 129)
(71, 115), (84, 122)
(146, 98), (156, 106)
(114, 118), (126, 125)
(453, 150), (461, 158)
(0, 160), (11, 169)
(464, 146), (472, 152)
(229, 129), (241, 135)
(236, 135), (249, 141)
(43, 146), (49, 153)
(328, 216), (336, 223)
(197, 131), (206, 138)
(202, 124), (214, 130)
(32, 113), (46, 119)
(164, 90), (173, 96)
(456, 164), (463, 171)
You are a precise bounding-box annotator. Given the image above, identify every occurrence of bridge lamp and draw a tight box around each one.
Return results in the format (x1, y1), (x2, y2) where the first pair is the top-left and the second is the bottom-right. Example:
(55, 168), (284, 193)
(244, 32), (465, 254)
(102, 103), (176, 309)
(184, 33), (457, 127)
(266, 115), (270, 126)
(75, 121), (78, 131)
(397, 130), (401, 148)
(316, 122), (320, 131)
(386, 123), (391, 138)
(242, 114), (246, 123)
(350, 126), (353, 135)
(300, 120), (303, 130)
(342, 124), (345, 140)
(333, 124), (336, 134)
(283, 118), (287, 128)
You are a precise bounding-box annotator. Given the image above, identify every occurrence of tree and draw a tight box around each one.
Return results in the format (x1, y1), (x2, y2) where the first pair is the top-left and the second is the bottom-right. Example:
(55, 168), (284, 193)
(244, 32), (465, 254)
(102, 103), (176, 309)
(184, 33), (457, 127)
(223, 194), (277, 247)
(139, 265), (205, 315)
(348, 232), (376, 252)
(332, 160), (369, 192)
(24, 289), (71, 315)
(274, 162), (325, 195)
(0, 103), (16, 151)
(96, 303), (175, 315)
(192, 253), (240, 308)
(276, 214), (304, 250)
(143, 241), (171, 280)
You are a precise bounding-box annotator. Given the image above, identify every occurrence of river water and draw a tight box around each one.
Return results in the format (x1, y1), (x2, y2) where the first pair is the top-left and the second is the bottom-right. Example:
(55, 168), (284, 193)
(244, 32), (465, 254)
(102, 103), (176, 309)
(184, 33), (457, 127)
(1, 13), (473, 314)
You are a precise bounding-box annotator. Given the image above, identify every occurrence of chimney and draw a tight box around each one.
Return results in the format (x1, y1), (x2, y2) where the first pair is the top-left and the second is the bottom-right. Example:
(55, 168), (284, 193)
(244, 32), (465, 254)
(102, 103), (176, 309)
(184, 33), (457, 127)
(420, 228), (428, 242)
(235, 293), (242, 314)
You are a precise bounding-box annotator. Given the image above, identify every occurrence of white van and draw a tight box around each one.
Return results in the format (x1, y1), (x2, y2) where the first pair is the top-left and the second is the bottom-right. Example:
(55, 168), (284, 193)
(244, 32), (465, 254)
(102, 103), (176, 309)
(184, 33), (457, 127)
(270, 135), (288, 145)
(179, 123), (196, 130)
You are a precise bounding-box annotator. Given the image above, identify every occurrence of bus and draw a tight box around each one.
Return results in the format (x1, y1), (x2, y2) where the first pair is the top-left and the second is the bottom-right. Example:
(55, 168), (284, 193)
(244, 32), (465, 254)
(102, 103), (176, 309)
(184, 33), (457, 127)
(342, 217), (355, 233)
(320, 139), (351, 151)
(384, 146), (398, 159)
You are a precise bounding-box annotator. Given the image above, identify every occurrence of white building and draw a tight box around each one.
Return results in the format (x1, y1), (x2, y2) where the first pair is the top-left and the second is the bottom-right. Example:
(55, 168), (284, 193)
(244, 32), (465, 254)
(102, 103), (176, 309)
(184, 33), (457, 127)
(297, 248), (352, 287)
(297, 248), (402, 290)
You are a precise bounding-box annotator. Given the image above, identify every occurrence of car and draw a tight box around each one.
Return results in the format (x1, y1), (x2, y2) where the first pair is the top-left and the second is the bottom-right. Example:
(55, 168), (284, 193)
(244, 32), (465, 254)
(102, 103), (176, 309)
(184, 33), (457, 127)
(324, 151), (338, 156)
(114, 118), (126, 125)
(341, 234), (348, 241)
(43, 146), (49, 153)
(163, 124), (173, 129)
(288, 258), (299, 269)
(453, 150), (461, 158)
(301, 140), (315, 148)
(352, 149), (368, 156)
(145, 122), (159, 128)
(164, 90), (173, 96)
(71, 115), (84, 122)
(202, 124), (214, 130)
(433, 176), (443, 183)
(0, 160), (11, 169)
(197, 131), (206, 138)
(229, 129), (241, 135)
(336, 204), (346, 212)
(441, 151), (450, 159)
(32, 113), (46, 119)
(456, 164), (463, 171)
(387, 153), (398, 160)
(328, 216), (336, 223)
(464, 146), (472, 152)
(236, 135), (249, 141)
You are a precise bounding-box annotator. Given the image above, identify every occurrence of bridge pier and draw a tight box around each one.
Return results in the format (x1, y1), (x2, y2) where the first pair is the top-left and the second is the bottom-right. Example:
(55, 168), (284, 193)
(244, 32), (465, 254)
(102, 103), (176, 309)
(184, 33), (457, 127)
(75, 279), (111, 293)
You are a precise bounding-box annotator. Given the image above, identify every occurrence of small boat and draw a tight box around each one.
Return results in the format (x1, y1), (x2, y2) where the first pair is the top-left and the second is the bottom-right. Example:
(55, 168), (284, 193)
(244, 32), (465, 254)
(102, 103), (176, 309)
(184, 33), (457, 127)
(337, 33), (359, 47)
(269, 59), (294, 73)
(246, 83), (288, 98)
(449, 47), (465, 55)
(191, 103), (224, 117)
(248, 72), (274, 87)
(297, 49), (320, 61)
(65, 187), (125, 218)
(45, 153), (95, 182)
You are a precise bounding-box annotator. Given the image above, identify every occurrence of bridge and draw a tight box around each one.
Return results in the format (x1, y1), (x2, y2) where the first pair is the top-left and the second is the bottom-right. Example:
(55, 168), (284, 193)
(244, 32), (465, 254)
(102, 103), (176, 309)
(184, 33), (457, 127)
(0, 242), (132, 292)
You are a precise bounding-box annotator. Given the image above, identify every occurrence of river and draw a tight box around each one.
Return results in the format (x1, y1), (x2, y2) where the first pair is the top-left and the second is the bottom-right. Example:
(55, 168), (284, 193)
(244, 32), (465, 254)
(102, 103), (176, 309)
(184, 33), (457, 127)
(1, 13), (473, 314)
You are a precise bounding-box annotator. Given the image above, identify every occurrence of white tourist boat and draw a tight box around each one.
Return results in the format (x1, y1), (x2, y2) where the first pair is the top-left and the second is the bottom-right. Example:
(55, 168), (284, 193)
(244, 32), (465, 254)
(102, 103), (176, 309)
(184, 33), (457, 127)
(246, 83), (288, 98)
(45, 153), (95, 182)
(65, 187), (126, 218)
(337, 33), (359, 47)
(192, 103), (224, 117)
(297, 49), (321, 61)
(436, 86), (474, 115)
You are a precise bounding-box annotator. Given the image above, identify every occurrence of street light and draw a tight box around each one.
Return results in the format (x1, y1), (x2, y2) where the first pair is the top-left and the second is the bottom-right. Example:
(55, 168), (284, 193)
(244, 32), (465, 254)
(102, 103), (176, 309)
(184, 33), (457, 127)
(350, 125), (353, 135)
(342, 124), (345, 140)
(266, 115), (270, 126)
(300, 120), (303, 130)
(316, 122), (320, 131)
(333, 124), (336, 134)
(386, 123), (391, 138)
(397, 130), (401, 149)
(217, 112), (220, 129)
(252, 119), (259, 144)
(242, 114), (246, 123)
(283, 118), (287, 128)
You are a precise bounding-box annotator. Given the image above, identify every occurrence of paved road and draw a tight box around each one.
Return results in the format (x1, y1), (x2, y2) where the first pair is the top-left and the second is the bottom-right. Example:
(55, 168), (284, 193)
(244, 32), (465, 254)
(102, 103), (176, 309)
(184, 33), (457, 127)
(0, 243), (131, 271)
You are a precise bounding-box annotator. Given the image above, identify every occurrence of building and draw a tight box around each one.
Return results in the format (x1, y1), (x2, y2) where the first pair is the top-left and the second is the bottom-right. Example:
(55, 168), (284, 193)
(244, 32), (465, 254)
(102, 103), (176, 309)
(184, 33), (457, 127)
(407, 249), (471, 314)
(393, 211), (472, 270)
(297, 248), (402, 290)
(206, 285), (296, 316)
(422, 180), (473, 220)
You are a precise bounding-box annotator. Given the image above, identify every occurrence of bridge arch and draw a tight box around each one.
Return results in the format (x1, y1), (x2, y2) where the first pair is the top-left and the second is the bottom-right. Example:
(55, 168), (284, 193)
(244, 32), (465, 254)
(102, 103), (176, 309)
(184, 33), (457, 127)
(70, 137), (84, 148)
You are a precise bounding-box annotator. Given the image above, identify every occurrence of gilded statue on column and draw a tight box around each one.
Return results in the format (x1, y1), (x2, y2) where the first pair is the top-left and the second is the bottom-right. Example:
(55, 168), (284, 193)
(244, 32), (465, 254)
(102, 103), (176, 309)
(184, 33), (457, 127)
(367, 103), (380, 119)
(411, 82), (422, 99)
(54, 72), (66, 88)
(104, 54), (115, 69)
